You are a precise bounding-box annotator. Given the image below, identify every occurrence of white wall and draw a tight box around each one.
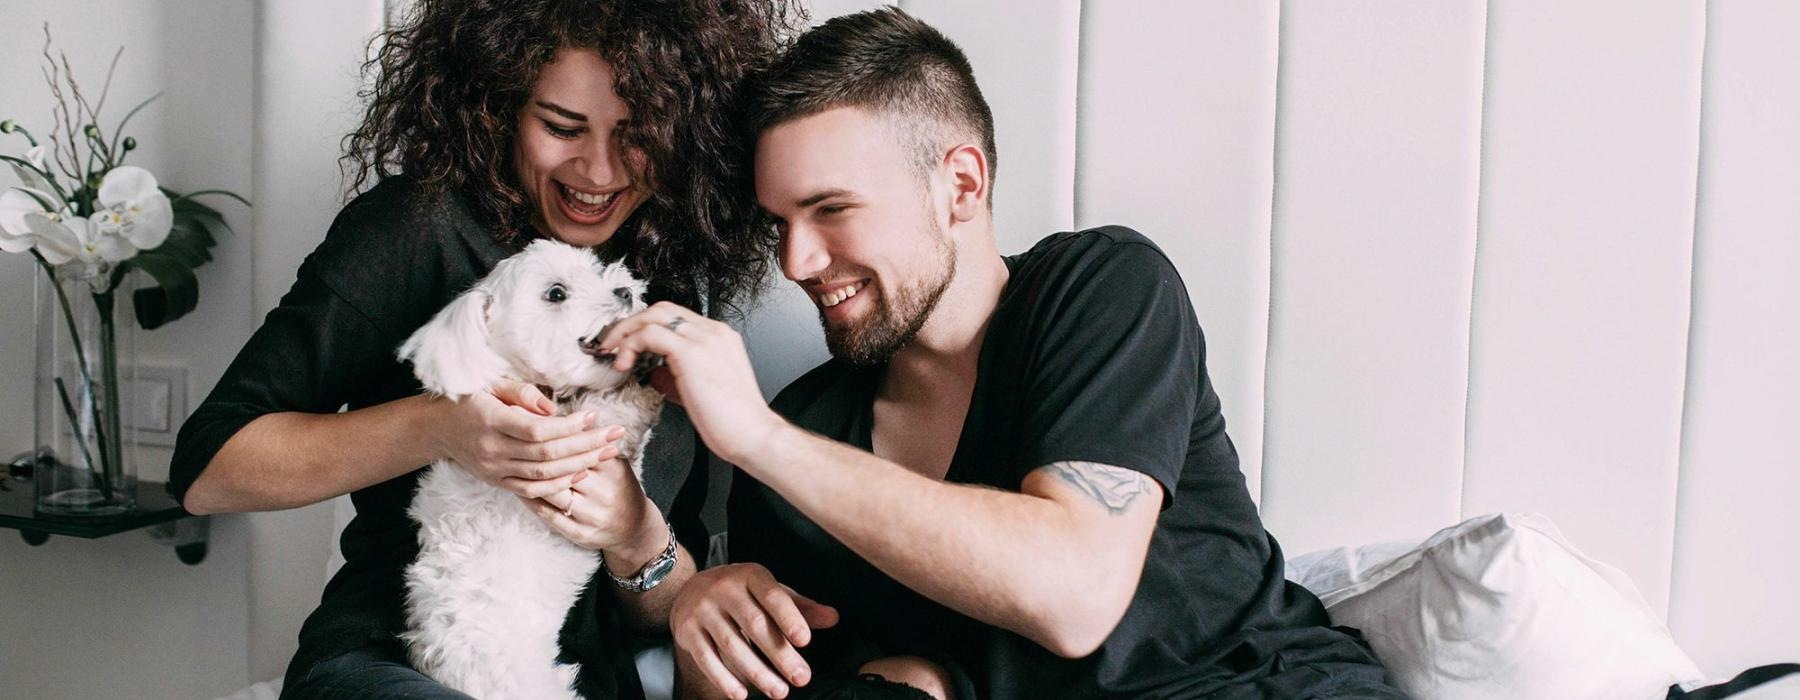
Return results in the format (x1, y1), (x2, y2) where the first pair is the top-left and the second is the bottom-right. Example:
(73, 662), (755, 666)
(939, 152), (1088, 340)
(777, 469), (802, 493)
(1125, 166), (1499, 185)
(0, 2), (257, 699)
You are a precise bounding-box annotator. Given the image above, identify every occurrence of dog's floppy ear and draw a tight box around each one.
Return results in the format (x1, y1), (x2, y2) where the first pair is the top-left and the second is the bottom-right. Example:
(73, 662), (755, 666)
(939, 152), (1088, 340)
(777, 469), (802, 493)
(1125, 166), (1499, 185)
(399, 287), (509, 399)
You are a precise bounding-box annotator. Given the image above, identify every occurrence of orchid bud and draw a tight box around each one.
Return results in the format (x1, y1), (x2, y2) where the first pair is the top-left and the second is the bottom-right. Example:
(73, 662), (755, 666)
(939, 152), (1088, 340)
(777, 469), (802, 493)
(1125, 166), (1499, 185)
(122, 137), (136, 152)
(0, 120), (15, 134)
(83, 124), (100, 139)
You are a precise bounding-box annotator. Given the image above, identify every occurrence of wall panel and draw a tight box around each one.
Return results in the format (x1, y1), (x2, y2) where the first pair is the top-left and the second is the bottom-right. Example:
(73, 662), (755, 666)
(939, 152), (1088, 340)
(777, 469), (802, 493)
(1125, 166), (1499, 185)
(1259, 0), (1487, 554)
(1462, 0), (1705, 614)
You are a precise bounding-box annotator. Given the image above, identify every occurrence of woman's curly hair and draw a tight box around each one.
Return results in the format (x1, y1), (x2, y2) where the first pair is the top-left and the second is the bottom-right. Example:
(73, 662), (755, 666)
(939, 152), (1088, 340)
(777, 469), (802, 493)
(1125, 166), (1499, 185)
(343, 0), (802, 313)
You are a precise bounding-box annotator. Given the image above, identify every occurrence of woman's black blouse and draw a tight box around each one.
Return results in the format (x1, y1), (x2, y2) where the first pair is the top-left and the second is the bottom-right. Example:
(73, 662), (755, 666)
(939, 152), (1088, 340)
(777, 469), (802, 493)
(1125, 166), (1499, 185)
(169, 175), (710, 694)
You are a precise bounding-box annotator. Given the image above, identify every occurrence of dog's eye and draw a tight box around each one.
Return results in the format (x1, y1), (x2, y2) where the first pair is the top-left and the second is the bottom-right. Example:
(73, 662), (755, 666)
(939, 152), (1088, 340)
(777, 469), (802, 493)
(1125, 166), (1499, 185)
(544, 284), (568, 304)
(613, 287), (633, 304)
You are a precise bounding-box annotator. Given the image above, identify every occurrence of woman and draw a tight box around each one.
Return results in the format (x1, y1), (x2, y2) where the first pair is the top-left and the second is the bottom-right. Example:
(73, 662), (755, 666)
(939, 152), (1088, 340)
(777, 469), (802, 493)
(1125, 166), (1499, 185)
(170, 1), (796, 696)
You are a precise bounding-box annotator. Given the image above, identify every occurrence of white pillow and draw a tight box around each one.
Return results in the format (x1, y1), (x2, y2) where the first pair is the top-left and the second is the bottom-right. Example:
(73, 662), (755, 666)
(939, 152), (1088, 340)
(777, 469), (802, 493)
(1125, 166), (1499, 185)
(1288, 513), (1706, 700)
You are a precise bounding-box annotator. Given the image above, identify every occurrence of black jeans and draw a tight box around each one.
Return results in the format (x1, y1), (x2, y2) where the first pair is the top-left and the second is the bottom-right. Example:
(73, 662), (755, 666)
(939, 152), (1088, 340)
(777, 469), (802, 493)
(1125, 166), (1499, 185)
(280, 642), (473, 700)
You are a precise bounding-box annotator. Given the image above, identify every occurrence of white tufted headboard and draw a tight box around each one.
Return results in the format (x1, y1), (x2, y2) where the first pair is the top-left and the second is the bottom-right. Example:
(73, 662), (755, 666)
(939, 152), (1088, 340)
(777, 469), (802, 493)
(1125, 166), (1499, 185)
(735, 0), (1800, 680)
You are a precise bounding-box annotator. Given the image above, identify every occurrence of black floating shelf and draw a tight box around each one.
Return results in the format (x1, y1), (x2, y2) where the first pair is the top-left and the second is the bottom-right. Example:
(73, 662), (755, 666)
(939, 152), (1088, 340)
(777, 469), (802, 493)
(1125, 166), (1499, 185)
(0, 479), (206, 564)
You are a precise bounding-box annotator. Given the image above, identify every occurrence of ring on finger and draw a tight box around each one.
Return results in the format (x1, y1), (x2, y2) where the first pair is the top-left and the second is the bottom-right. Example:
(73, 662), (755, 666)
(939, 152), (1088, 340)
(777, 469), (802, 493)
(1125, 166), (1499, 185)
(561, 488), (575, 518)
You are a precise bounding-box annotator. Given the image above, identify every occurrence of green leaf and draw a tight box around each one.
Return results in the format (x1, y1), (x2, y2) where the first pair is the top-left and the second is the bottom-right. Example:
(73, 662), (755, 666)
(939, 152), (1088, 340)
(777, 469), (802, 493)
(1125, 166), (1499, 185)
(130, 251), (200, 329)
(172, 189), (251, 208)
(155, 224), (212, 267)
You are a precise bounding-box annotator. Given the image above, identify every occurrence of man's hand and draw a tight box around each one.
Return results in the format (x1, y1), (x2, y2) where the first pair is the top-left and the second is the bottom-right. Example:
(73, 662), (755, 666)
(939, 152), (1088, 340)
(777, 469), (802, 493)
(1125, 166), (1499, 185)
(598, 302), (787, 463)
(670, 563), (839, 700)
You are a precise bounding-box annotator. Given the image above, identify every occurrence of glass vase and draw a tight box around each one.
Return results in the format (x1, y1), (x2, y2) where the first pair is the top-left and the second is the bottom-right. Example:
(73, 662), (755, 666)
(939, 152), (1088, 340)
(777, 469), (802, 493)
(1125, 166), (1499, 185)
(33, 260), (138, 517)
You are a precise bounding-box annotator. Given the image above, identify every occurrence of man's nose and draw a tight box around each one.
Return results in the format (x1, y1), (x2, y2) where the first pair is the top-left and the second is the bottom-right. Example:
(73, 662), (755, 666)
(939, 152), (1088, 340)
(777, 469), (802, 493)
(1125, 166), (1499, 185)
(781, 223), (829, 282)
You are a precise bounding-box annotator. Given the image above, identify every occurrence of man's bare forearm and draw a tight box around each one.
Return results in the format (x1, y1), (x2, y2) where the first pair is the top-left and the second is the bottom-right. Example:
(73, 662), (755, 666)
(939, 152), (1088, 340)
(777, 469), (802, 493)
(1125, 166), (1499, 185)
(183, 394), (444, 514)
(732, 423), (1155, 656)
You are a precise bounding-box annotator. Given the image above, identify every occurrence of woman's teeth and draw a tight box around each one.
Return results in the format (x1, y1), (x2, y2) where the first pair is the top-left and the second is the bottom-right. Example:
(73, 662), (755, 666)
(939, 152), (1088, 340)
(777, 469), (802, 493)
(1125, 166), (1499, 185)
(822, 282), (865, 307)
(561, 183), (614, 211)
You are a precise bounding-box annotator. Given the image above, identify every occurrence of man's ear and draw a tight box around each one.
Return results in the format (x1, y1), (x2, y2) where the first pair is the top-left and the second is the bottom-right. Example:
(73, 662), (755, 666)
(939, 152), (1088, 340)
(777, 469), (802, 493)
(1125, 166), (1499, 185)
(943, 142), (990, 224)
(398, 287), (508, 399)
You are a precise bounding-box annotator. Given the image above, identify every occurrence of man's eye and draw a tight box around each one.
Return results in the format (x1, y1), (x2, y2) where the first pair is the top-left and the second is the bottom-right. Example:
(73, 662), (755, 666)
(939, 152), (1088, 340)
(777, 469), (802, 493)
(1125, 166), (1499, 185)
(544, 122), (582, 139)
(544, 284), (568, 303)
(820, 205), (848, 216)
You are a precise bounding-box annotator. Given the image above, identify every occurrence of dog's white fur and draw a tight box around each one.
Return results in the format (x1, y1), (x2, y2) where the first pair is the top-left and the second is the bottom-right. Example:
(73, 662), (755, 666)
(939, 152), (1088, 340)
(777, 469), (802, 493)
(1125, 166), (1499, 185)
(397, 239), (664, 699)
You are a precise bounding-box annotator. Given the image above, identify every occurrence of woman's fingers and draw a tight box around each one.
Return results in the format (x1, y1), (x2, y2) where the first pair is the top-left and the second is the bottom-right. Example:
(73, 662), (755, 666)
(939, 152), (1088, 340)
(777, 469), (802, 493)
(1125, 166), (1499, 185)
(500, 466), (595, 499)
(489, 380), (556, 415)
(492, 406), (594, 443)
(503, 424), (625, 462)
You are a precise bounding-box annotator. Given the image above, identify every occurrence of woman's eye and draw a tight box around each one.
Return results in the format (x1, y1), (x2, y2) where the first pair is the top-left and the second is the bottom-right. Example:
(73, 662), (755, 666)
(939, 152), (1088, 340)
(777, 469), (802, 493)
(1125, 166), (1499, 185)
(544, 122), (582, 139)
(544, 285), (568, 304)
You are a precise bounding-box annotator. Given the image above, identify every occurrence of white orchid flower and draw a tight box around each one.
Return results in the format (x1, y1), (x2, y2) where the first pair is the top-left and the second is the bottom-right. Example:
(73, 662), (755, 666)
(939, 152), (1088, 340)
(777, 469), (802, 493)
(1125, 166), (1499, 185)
(26, 212), (130, 265)
(1, 189), (45, 251)
(92, 166), (172, 251)
(11, 144), (53, 190)
(3, 145), (73, 254)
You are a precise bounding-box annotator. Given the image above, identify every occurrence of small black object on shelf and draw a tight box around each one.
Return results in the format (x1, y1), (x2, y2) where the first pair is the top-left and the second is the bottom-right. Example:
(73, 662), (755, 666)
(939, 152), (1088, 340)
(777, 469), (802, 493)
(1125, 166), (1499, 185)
(0, 459), (207, 565)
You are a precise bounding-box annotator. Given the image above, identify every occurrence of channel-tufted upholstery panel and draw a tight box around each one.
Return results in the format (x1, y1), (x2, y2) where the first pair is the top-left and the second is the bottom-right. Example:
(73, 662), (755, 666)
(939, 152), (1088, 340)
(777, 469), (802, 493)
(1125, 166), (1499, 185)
(737, 0), (1800, 679)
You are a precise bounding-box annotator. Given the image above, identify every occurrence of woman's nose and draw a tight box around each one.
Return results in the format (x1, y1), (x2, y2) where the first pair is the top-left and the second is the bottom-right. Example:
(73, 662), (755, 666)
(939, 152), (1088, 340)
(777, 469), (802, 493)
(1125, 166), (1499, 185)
(577, 133), (626, 186)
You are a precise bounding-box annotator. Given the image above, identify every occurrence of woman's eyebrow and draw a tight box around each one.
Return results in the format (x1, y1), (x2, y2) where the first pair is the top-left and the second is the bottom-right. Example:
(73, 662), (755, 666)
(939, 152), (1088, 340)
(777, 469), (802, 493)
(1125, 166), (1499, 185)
(535, 101), (587, 122)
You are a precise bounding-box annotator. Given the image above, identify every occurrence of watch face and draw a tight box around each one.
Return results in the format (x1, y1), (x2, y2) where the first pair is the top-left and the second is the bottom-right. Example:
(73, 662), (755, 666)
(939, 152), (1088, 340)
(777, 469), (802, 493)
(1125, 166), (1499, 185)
(638, 552), (678, 591)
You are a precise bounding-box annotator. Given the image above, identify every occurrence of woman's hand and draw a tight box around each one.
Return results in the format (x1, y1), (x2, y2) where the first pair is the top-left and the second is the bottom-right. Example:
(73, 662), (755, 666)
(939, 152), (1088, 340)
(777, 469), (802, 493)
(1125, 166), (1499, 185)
(523, 456), (665, 563)
(670, 563), (840, 700)
(425, 379), (625, 500)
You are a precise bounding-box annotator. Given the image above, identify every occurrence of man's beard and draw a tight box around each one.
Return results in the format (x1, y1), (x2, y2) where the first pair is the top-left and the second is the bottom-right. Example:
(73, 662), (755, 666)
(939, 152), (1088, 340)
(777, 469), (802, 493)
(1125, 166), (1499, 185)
(823, 223), (956, 366)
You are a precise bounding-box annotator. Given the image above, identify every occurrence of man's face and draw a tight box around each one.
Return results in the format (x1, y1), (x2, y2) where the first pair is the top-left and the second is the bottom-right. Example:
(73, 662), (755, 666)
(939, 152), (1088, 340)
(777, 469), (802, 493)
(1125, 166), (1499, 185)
(756, 107), (964, 365)
(756, 107), (956, 365)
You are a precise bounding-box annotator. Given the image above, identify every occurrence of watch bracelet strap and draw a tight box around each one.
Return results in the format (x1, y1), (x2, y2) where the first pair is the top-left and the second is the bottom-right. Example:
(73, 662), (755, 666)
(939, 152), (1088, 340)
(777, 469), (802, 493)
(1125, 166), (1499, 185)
(603, 519), (678, 592)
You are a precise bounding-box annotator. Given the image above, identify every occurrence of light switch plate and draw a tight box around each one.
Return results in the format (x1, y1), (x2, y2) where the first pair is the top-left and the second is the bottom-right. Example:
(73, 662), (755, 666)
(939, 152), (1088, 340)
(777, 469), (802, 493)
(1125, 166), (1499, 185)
(128, 364), (188, 448)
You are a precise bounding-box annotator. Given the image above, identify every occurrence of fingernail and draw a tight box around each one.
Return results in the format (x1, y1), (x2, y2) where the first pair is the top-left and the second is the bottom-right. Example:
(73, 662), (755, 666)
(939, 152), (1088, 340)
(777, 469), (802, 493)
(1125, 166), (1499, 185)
(571, 470), (589, 483)
(583, 412), (598, 428)
(605, 425), (625, 440)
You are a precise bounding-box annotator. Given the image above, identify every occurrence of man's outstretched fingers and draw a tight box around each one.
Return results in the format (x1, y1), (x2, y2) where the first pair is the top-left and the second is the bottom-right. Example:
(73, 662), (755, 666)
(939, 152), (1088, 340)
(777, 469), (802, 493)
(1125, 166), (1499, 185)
(784, 585), (842, 636)
(728, 600), (811, 687)
(710, 619), (790, 699)
(687, 630), (751, 700)
(751, 583), (821, 649)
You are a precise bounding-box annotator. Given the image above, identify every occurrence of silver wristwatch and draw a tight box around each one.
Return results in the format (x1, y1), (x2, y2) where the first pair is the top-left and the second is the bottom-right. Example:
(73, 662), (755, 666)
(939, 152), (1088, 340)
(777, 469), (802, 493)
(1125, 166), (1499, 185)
(604, 521), (678, 593)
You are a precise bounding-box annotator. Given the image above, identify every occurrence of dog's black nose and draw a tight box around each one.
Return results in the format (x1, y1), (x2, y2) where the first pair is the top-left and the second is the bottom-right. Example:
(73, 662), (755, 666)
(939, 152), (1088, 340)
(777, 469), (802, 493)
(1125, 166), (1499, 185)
(613, 287), (633, 304)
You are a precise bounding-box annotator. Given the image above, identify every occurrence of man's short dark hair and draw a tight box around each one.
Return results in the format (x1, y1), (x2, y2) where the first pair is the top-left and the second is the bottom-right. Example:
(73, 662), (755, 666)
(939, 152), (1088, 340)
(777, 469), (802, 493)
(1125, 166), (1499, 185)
(747, 6), (998, 196)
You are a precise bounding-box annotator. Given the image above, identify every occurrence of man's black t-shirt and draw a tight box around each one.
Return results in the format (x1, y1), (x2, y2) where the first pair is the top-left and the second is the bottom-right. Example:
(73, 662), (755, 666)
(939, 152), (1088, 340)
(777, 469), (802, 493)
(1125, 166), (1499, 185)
(729, 227), (1397, 699)
(169, 175), (711, 697)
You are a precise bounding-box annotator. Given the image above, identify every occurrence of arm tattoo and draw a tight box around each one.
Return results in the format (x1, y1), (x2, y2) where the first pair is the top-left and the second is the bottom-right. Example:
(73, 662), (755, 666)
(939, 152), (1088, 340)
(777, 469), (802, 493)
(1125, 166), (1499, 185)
(1040, 461), (1151, 516)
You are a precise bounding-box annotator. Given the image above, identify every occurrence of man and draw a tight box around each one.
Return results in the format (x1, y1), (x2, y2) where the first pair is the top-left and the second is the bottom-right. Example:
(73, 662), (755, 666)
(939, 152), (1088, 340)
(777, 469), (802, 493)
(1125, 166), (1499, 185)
(596, 7), (1400, 699)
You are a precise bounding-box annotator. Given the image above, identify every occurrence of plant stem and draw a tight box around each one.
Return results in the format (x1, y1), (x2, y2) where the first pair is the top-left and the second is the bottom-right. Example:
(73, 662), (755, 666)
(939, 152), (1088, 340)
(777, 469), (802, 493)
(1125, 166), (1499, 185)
(52, 377), (109, 498)
(95, 289), (123, 499)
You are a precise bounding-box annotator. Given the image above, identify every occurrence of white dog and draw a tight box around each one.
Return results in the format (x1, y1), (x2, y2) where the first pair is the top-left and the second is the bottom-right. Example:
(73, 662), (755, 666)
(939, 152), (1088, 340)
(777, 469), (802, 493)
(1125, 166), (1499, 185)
(397, 238), (664, 699)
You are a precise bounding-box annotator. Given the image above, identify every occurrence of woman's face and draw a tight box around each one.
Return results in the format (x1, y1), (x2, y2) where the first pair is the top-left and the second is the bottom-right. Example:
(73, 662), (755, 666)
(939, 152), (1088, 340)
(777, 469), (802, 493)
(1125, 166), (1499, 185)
(515, 48), (648, 248)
